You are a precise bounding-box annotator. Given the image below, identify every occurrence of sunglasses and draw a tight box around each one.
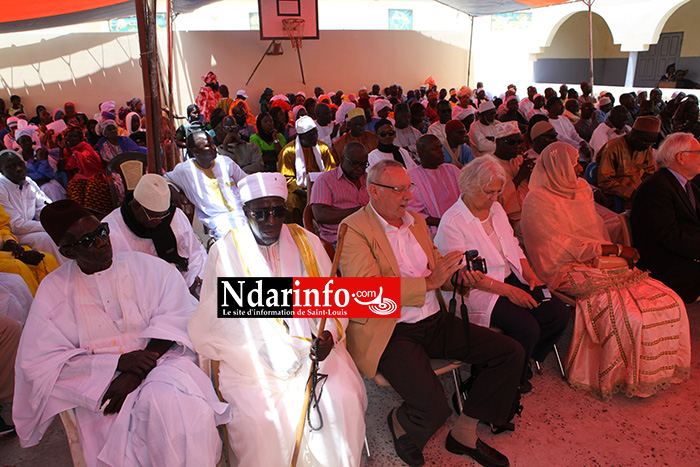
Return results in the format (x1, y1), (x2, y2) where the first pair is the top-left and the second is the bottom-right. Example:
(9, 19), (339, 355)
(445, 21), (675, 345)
(377, 130), (396, 137)
(62, 223), (110, 249)
(344, 155), (369, 169)
(246, 206), (287, 221)
(503, 138), (524, 145)
(142, 205), (170, 222)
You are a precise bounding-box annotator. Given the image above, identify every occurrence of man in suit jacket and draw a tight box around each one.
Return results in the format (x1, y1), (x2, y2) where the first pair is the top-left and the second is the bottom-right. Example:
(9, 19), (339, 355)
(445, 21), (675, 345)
(339, 159), (523, 467)
(631, 132), (700, 303)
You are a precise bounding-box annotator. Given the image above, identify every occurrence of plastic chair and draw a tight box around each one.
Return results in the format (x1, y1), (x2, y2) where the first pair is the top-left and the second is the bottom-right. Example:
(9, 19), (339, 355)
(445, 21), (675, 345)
(105, 151), (147, 208)
(302, 205), (336, 262)
(373, 360), (466, 413)
(584, 161), (598, 186)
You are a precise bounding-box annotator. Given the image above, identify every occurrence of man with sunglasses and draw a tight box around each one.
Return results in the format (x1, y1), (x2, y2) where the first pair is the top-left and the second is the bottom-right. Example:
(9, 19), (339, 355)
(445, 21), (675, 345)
(13, 199), (231, 466)
(164, 130), (248, 239)
(310, 142), (370, 245)
(103, 174), (207, 299)
(597, 116), (660, 209)
(368, 119), (418, 170)
(189, 172), (367, 467)
(339, 160), (523, 467)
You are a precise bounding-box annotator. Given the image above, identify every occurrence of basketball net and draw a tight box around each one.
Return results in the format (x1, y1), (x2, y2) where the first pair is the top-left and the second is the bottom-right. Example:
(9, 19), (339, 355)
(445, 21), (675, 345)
(282, 18), (305, 51)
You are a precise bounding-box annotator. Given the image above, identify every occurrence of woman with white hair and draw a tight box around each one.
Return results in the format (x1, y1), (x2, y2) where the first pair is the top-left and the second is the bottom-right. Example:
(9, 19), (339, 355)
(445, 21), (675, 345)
(434, 155), (569, 393)
(521, 142), (690, 400)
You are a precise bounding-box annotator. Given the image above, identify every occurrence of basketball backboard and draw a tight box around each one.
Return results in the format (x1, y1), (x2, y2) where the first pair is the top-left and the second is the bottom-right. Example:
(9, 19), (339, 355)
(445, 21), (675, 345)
(258, 0), (319, 40)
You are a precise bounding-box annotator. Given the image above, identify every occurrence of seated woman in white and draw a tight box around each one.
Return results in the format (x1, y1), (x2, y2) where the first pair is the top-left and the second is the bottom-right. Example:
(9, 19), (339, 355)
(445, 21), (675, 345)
(434, 155), (569, 392)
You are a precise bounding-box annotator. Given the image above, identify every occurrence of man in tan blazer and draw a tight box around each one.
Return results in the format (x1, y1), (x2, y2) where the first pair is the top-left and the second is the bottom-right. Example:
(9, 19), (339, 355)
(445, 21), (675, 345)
(339, 160), (523, 467)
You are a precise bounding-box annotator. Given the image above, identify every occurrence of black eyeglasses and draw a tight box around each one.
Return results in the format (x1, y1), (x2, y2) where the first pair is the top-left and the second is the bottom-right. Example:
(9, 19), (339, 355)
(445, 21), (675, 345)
(371, 182), (416, 195)
(344, 155), (369, 169)
(62, 223), (110, 249)
(377, 130), (396, 137)
(246, 206), (287, 221)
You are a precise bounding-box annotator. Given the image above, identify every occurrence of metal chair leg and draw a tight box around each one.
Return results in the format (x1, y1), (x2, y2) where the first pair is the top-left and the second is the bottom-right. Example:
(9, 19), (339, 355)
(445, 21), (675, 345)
(451, 368), (464, 414)
(364, 435), (370, 457)
(553, 344), (566, 379)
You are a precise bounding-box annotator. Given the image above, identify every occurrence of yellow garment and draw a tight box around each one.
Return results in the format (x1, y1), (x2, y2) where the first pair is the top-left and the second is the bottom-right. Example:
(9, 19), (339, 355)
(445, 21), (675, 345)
(0, 205), (59, 295)
(597, 136), (655, 201)
(278, 141), (336, 220)
(287, 223), (320, 278)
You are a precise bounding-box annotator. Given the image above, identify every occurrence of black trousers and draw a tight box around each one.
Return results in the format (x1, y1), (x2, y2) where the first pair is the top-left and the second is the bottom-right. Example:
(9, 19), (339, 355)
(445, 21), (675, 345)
(377, 311), (524, 450)
(490, 274), (570, 383)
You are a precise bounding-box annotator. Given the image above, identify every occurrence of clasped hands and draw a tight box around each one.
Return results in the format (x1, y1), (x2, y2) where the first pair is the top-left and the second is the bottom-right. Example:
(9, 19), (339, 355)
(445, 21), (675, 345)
(3, 240), (45, 265)
(101, 349), (159, 415)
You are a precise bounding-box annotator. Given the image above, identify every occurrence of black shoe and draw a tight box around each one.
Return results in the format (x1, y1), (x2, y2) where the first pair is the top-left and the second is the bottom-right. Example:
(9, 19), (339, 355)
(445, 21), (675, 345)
(387, 411), (425, 466)
(445, 433), (509, 467)
(0, 415), (16, 439)
(518, 380), (532, 394)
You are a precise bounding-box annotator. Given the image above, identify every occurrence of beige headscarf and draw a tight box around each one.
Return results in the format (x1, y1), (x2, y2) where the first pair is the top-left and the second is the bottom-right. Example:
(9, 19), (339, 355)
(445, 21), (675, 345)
(522, 142), (610, 287)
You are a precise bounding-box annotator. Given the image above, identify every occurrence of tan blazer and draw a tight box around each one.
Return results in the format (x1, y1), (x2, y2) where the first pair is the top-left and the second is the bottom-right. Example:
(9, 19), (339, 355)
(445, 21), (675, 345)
(339, 205), (449, 378)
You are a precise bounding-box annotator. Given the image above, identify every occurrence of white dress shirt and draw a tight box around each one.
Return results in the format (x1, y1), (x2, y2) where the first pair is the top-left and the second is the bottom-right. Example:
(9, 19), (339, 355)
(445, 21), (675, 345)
(370, 204), (440, 324)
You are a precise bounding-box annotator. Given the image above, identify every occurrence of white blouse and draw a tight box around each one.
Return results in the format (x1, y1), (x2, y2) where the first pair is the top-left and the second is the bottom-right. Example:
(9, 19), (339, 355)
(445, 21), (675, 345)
(434, 198), (527, 327)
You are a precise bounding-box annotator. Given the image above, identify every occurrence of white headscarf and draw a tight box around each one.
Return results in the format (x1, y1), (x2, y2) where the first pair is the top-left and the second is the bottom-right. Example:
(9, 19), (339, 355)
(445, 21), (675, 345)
(293, 116), (324, 188)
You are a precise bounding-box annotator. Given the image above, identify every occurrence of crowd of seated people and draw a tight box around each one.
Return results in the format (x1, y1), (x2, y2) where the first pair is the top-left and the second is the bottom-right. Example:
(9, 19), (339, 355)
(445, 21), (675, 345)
(1, 76), (698, 467)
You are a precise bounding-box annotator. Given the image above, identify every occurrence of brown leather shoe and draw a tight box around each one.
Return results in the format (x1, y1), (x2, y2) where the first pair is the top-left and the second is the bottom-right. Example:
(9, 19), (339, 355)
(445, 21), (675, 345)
(445, 433), (509, 467)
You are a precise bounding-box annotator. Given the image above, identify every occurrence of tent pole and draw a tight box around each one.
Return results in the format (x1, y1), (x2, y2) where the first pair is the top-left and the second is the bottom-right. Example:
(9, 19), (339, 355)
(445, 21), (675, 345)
(467, 14), (474, 87)
(135, 0), (162, 174)
(167, 0), (174, 113)
(586, 0), (595, 88)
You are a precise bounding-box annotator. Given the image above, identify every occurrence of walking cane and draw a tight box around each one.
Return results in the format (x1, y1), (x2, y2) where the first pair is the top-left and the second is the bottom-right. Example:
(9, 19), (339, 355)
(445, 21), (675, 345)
(290, 223), (348, 467)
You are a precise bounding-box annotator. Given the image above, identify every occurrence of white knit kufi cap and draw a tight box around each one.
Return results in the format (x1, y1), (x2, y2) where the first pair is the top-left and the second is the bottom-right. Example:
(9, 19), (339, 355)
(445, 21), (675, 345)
(494, 121), (521, 139)
(477, 100), (495, 113)
(239, 173), (288, 204)
(295, 115), (317, 135)
(134, 174), (171, 212)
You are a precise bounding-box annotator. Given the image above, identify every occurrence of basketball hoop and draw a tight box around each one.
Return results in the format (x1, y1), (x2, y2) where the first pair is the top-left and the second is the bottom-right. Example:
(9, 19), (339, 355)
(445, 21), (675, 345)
(282, 18), (305, 51)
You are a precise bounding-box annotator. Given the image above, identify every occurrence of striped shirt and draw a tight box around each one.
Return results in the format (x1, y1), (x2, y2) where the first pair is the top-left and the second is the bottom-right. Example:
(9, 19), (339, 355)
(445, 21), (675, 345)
(309, 166), (369, 243)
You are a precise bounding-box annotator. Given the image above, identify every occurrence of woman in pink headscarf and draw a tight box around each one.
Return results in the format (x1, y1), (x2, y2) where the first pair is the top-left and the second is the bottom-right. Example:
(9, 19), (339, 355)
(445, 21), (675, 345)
(195, 71), (222, 123)
(521, 142), (690, 401)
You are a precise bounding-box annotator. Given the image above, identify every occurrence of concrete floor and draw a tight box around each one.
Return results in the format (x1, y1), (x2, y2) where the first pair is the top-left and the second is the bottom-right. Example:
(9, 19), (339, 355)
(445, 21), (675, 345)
(2, 303), (699, 467)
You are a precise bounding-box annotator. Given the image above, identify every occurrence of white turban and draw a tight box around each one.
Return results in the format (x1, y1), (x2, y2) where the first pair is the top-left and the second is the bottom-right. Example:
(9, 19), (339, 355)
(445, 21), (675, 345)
(452, 106), (476, 121)
(373, 99), (392, 115)
(134, 174), (171, 212)
(239, 173), (288, 204)
(295, 115), (317, 135)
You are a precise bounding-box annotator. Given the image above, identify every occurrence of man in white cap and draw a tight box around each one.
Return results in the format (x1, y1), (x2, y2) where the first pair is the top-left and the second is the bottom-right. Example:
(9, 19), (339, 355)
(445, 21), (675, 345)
(103, 174), (207, 298)
(164, 130), (248, 239)
(493, 121), (531, 243)
(235, 89), (248, 100)
(468, 100), (499, 157)
(278, 115), (336, 224)
(188, 172), (367, 467)
(14, 199), (231, 467)
(369, 98), (393, 132)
